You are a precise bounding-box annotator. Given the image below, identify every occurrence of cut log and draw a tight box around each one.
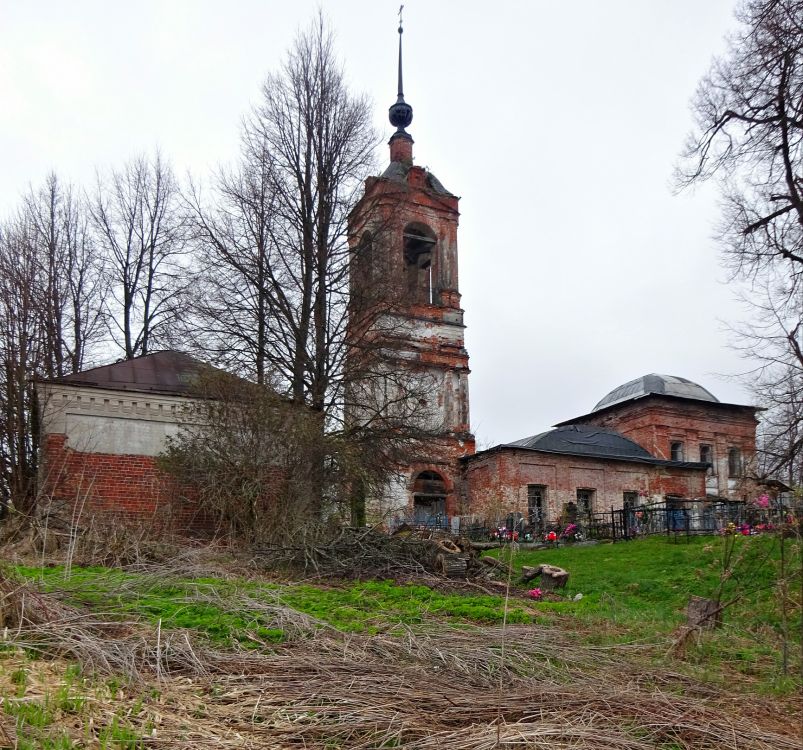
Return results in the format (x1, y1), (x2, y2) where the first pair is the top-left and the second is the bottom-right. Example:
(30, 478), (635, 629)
(521, 565), (540, 582)
(436, 553), (468, 578)
(686, 596), (721, 630)
(436, 539), (462, 555)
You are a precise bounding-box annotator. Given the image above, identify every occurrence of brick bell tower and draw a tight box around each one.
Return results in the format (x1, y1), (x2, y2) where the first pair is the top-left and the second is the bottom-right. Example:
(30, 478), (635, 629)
(347, 17), (475, 524)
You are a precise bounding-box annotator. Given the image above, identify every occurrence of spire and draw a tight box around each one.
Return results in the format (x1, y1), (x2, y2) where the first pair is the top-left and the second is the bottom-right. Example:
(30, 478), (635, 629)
(388, 6), (413, 162)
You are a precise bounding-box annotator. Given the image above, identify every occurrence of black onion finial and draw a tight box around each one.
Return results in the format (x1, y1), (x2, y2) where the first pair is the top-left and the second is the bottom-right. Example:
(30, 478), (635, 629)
(388, 6), (413, 132)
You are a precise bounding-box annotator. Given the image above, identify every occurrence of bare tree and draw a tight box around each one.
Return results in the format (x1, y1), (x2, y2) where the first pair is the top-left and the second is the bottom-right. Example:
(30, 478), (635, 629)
(679, 0), (803, 482)
(0, 217), (43, 513)
(187, 15), (441, 525)
(158, 370), (337, 543)
(24, 173), (106, 376)
(186, 133), (279, 385)
(90, 152), (189, 359)
(0, 175), (106, 514)
(245, 13), (377, 412)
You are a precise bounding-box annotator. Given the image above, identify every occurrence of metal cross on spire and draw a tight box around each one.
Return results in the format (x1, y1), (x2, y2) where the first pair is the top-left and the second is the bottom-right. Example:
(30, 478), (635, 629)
(397, 6), (405, 99)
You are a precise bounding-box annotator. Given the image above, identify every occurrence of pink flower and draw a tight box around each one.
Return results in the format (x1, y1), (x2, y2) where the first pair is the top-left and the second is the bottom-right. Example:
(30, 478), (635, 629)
(528, 588), (543, 600)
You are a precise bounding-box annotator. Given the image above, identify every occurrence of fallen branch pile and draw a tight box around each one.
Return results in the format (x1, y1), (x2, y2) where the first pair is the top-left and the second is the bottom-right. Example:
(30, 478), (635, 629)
(253, 526), (491, 579)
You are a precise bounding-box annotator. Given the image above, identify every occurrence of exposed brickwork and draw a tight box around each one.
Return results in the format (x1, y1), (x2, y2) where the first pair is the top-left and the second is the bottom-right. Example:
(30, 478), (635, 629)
(40, 433), (213, 534)
(389, 133), (413, 163)
(463, 449), (706, 526)
(348, 136), (475, 519)
(563, 396), (759, 500)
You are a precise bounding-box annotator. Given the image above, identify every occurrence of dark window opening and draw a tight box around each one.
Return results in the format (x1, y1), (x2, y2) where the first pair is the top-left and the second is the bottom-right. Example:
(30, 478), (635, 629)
(403, 224), (436, 305)
(576, 488), (595, 519)
(413, 470), (447, 525)
(670, 441), (685, 461)
(357, 231), (374, 283)
(527, 484), (546, 533)
(728, 448), (742, 478)
(623, 491), (639, 509)
(699, 444), (714, 475)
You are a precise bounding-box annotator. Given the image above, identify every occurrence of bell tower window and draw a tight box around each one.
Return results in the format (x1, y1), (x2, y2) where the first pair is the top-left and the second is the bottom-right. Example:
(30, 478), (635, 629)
(357, 231), (374, 283)
(403, 223), (436, 305)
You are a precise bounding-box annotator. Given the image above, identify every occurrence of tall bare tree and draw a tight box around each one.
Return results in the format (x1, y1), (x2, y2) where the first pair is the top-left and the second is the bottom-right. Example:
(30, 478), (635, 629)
(24, 173), (106, 376)
(679, 0), (803, 483)
(0, 175), (106, 514)
(186, 133), (279, 385)
(186, 15), (440, 525)
(0, 217), (43, 513)
(91, 152), (189, 359)
(245, 14), (377, 412)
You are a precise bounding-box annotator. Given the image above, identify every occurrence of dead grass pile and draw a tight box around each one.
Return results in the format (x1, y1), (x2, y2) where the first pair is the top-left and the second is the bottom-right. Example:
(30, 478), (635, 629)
(0, 568), (210, 681)
(81, 623), (800, 750)
(0, 505), (195, 568)
(1, 569), (799, 748)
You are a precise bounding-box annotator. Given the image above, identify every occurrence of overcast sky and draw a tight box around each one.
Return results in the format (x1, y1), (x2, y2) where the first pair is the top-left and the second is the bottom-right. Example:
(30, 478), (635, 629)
(1, 0), (753, 446)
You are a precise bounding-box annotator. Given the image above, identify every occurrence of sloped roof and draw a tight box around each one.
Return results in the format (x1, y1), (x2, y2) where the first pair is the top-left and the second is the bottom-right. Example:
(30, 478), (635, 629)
(380, 161), (454, 196)
(505, 424), (655, 461)
(468, 424), (708, 469)
(593, 374), (719, 412)
(45, 350), (208, 396)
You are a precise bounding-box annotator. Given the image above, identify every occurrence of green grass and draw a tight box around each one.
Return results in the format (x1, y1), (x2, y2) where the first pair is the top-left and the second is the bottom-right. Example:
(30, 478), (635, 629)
(13, 566), (532, 645)
(11, 535), (799, 690)
(492, 535), (794, 629)
(1, 680), (141, 749)
(281, 580), (531, 631)
(489, 534), (801, 686)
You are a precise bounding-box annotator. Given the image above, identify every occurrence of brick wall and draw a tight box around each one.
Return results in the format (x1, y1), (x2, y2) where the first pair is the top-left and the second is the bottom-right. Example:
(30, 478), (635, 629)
(463, 448), (706, 526)
(41, 433), (213, 534)
(569, 397), (759, 499)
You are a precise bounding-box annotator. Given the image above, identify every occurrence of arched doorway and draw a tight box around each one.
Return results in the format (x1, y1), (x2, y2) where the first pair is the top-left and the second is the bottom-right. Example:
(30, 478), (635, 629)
(412, 470), (447, 525)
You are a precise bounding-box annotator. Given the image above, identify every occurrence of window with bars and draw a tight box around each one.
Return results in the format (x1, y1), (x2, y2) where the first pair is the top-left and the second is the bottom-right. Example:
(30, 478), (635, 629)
(527, 484), (546, 532)
(576, 488), (595, 517)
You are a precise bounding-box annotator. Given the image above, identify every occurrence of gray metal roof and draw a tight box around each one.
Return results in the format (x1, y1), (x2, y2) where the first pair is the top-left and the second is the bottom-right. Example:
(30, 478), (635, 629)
(47, 350), (207, 396)
(476, 423), (707, 469)
(505, 424), (655, 461)
(593, 374), (720, 412)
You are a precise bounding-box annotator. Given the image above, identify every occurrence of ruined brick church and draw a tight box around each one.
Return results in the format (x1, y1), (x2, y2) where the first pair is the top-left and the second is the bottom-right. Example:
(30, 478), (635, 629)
(37, 22), (760, 532)
(345, 22), (759, 530)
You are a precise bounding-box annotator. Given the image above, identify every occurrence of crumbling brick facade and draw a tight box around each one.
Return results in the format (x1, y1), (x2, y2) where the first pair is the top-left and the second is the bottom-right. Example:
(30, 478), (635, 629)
(463, 448), (705, 528)
(347, 128), (475, 523)
(461, 376), (761, 530)
(40, 433), (210, 531)
(37, 353), (219, 533)
(558, 396), (759, 501)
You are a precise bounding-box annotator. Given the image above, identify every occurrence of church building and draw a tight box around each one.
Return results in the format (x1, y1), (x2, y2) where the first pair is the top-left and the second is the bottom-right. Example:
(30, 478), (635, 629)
(346, 21), (761, 530)
(463, 374), (759, 533)
(346, 20), (475, 524)
(36, 20), (764, 535)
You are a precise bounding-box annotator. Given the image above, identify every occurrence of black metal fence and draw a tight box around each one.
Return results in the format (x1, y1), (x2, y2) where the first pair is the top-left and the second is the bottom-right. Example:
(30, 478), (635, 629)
(388, 500), (798, 543)
(584, 499), (792, 542)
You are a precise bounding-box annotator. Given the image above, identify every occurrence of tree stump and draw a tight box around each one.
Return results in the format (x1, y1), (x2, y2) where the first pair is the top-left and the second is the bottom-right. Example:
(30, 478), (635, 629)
(535, 564), (569, 591)
(436, 553), (468, 578)
(686, 596), (721, 629)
